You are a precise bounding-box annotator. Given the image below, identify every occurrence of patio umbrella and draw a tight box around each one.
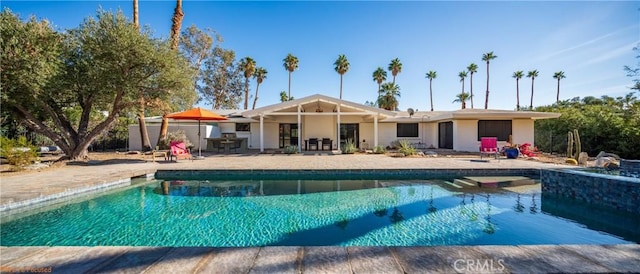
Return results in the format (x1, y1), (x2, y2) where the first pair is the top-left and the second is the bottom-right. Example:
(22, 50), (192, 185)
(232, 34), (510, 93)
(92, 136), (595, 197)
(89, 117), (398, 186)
(165, 107), (228, 157)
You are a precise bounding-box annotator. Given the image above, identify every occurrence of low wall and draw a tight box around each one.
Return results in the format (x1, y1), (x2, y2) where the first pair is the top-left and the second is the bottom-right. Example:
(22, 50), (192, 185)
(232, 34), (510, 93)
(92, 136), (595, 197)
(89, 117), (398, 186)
(541, 169), (640, 214)
(621, 159), (640, 178)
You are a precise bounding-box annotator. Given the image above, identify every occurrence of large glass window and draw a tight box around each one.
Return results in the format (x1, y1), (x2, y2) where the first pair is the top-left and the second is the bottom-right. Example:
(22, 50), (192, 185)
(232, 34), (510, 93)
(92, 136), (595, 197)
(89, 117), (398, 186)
(397, 123), (418, 138)
(477, 120), (512, 141)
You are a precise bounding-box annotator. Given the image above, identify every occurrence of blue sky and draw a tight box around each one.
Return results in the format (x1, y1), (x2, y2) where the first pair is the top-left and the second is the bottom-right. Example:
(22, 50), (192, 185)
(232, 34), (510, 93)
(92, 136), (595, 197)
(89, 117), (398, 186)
(3, 1), (638, 111)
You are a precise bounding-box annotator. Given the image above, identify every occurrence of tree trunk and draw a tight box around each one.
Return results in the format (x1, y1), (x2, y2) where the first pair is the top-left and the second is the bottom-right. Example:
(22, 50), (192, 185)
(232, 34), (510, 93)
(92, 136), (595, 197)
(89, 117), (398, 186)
(556, 79), (560, 104)
(156, 117), (169, 148)
(169, 0), (184, 51)
(252, 83), (260, 110)
(429, 80), (433, 112)
(339, 74), (343, 99)
(485, 61), (490, 109)
(530, 78), (535, 110)
(288, 71), (292, 100)
(138, 98), (152, 152)
(469, 72), (474, 108)
(516, 79), (520, 111)
(133, 0), (139, 29)
(462, 101), (466, 109)
(244, 78), (249, 109)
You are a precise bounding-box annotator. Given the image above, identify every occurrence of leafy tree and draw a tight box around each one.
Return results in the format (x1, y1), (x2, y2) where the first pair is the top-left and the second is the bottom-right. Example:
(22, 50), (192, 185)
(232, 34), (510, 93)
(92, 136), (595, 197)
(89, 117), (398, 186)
(1, 9), (194, 159)
(372, 67), (387, 97)
(453, 92), (470, 109)
(553, 71), (566, 104)
(467, 63), (478, 108)
(334, 54), (350, 99)
(482, 51), (497, 109)
(252, 67), (267, 109)
(377, 82), (400, 110)
(239, 57), (256, 109)
(283, 53), (299, 100)
(388, 58), (402, 84)
(425, 70), (437, 111)
(624, 44), (640, 91)
(512, 71), (524, 110)
(527, 70), (539, 109)
(199, 46), (243, 109)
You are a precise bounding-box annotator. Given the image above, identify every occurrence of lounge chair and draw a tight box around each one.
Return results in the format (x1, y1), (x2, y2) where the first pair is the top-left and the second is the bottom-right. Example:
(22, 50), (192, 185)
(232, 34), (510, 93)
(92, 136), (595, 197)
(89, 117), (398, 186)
(170, 141), (192, 161)
(480, 137), (499, 160)
(308, 138), (319, 151)
(321, 138), (332, 151)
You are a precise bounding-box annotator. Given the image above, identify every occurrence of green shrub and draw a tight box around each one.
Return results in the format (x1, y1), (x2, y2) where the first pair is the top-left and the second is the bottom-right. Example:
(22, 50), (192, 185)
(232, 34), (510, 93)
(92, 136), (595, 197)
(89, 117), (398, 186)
(341, 139), (357, 154)
(157, 130), (193, 150)
(373, 145), (386, 154)
(398, 139), (417, 156)
(283, 145), (299, 154)
(0, 136), (39, 170)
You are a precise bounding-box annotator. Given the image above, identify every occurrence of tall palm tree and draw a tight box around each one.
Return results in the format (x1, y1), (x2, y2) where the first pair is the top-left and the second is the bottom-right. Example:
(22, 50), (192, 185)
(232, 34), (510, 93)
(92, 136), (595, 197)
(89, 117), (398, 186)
(467, 63), (478, 108)
(377, 82), (401, 111)
(482, 52), (497, 109)
(132, 0), (151, 151)
(459, 70), (468, 95)
(453, 92), (470, 109)
(527, 70), (539, 109)
(252, 67), (267, 110)
(239, 57), (256, 110)
(334, 54), (350, 99)
(553, 71), (566, 105)
(133, 0), (139, 29)
(425, 70), (437, 111)
(283, 53), (299, 100)
(388, 58), (402, 84)
(512, 71), (524, 110)
(372, 67), (387, 97)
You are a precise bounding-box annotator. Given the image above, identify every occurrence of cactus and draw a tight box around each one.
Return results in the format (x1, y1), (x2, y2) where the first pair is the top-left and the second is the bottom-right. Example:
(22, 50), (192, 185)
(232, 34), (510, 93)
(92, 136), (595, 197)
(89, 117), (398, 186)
(567, 131), (574, 158)
(573, 129), (581, 161)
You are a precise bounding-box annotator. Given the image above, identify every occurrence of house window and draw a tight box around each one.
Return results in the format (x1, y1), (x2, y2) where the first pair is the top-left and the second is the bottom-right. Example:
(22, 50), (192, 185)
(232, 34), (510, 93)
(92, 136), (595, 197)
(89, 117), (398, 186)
(235, 123), (250, 132)
(478, 120), (512, 141)
(397, 123), (418, 138)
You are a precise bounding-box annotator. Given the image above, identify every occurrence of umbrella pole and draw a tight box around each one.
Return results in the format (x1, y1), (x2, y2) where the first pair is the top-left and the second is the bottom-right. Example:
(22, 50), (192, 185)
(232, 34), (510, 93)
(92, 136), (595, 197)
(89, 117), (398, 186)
(198, 120), (202, 157)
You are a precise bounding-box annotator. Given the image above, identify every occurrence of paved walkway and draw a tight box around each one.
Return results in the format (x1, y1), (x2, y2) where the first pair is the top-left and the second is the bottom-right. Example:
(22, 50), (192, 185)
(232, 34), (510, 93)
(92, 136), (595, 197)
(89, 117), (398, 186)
(2, 245), (639, 273)
(4, 153), (635, 273)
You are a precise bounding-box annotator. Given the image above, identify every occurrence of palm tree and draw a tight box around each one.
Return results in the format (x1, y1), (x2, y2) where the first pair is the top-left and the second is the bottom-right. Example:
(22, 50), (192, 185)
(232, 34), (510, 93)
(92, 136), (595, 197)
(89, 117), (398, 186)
(453, 92), (470, 109)
(553, 71), (566, 104)
(527, 70), (539, 109)
(459, 70), (468, 95)
(252, 67), (267, 110)
(283, 53), (299, 100)
(169, 0), (184, 50)
(388, 58), (402, 84)
(239, 57), (256, 110)
(377, 82), (401, 111)
(482, 52), (497, 109)
(372, 67), (387, 97)
(467, 63), (478, 108)
(133, 0), (139, 29)
(425, 71), (437, 111)
(334, 54), (350, 99)
(512, 71), (524, 110)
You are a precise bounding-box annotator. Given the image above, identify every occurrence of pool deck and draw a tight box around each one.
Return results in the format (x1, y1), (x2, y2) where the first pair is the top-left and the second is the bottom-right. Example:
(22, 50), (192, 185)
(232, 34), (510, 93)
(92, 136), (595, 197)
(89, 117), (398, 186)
(2, 153), (638, 273)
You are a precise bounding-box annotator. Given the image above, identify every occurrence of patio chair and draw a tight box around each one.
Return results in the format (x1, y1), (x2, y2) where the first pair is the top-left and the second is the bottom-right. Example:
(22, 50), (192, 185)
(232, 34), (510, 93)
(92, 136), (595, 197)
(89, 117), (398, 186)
(308, 138), (319, 151)
(321, 138), (332, 151)
(170, 141), (192, 161)
(230, 139), (242, 153)
(480, 137), (499, 160)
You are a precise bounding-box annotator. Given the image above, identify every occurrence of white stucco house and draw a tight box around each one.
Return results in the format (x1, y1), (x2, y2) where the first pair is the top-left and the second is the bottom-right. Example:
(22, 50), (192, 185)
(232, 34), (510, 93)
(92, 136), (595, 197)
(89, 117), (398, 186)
(128, 94), (560, 152)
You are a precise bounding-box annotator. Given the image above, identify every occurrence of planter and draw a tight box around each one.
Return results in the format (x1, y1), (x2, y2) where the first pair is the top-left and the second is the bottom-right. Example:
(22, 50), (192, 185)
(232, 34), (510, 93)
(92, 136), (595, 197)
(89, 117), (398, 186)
(505, 148), (519, 159)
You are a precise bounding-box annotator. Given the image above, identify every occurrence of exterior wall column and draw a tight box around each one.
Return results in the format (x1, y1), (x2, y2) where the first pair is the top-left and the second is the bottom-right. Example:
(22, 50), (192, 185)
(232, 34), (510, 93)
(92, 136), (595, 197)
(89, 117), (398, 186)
(374, 115), (378, 147)
(259, 114), (264, 152)
(297, 104), (302, 153)
(337, 104), (341, 151)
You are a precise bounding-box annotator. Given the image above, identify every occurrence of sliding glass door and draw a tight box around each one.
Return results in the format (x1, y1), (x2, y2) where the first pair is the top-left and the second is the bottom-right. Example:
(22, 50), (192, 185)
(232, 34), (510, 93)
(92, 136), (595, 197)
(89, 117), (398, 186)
(279, 124), (298, 148)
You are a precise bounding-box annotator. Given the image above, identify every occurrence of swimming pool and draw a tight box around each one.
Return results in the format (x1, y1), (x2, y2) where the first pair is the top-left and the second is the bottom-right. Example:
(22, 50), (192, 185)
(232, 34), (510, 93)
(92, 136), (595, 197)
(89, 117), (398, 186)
(1, 178), (637, 246)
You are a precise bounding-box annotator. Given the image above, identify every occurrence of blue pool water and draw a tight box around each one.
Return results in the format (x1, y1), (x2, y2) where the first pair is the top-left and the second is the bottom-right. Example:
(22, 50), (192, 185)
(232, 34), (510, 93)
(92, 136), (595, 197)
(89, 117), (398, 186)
(1, 179), (638, 246)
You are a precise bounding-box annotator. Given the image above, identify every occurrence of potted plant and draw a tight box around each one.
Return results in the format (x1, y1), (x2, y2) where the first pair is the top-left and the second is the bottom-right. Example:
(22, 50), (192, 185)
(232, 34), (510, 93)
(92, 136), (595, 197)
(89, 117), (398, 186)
(503, 143), (519, 159)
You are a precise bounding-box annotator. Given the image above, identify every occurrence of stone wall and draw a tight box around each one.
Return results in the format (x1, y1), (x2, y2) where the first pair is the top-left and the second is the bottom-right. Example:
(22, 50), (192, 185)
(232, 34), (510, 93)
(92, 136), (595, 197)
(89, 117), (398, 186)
(541, 169), (640, 214)
(621, 159), (640, 178)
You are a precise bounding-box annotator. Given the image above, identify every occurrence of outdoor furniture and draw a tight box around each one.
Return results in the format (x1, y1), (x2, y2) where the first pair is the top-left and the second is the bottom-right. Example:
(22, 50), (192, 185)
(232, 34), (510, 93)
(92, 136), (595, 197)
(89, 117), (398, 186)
(170, 141), (193, 161)
(151, 150), (169, 162)
(230, 139), (242, 153)
(321, 138), (332, 151)
(308, 138), (319, 151)
(480, 137), (499, 160)
(216, 141), (226, 153)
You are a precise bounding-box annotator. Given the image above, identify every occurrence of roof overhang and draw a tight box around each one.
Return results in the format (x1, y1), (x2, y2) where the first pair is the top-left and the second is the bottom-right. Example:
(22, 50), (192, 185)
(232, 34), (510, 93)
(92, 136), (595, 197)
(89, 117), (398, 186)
(428, 109), (561, 121)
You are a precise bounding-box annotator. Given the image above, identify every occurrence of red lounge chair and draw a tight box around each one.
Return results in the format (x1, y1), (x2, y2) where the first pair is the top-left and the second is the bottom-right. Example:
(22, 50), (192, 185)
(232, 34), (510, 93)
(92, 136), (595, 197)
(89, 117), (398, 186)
(480, 137), (499, 160)
(170, 141), (192, 161)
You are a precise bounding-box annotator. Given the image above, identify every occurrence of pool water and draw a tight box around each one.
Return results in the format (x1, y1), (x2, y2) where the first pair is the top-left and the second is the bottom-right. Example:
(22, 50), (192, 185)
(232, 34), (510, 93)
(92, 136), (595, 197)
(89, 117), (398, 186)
(1, 179), (637, 246)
